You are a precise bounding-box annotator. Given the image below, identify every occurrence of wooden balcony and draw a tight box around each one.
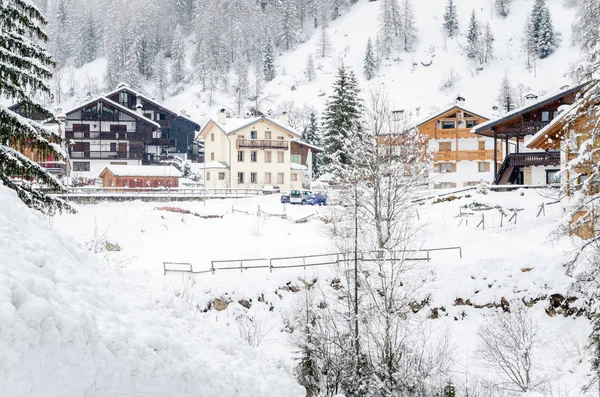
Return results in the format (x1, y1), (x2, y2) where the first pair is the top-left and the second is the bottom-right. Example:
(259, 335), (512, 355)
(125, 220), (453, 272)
(236, 139), (288, 150)
(65, 131), (132, 140)
(505, 151), (560, 167)
(434, 150), (501, 162)
(499, 121), (550, 136)
(69, 150), (142, 160)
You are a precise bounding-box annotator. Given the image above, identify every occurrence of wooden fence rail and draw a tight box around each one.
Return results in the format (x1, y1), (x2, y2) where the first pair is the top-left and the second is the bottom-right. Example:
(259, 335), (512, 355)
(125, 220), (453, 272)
(163, 246), (463, 276)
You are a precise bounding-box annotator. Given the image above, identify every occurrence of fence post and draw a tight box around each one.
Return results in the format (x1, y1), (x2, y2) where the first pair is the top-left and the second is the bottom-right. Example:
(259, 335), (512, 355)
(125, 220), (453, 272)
(500, 212), (504, 227)
(427, 250), (430, 261)
(459, 247), (462, 259)
(258, 205), (260, 216)
(269, 258), (273, 273)
(240, 260), (243, 273)
(163, 262), (166, 276)
(211, 261), (215, 275)
(415, 209), (420, 221)
(303, 256), (306, 270)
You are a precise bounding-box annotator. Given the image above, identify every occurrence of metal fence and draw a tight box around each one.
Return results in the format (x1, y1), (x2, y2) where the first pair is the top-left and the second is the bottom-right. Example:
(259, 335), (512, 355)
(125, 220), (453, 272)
(162, 246), (463, 276)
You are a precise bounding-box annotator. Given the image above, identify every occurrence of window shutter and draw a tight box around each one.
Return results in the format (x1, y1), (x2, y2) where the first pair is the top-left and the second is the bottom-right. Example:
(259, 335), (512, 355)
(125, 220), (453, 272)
(484, 162), (490, 172)
(451, 163), (457, 172)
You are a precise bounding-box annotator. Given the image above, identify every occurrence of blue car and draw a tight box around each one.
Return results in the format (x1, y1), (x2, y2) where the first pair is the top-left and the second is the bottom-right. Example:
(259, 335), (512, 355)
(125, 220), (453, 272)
(306, 192), (327, 206)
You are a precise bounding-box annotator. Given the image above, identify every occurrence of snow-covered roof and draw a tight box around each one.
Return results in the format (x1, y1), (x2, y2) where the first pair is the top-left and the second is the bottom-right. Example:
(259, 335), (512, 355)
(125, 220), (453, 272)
(65, 96), (162, 129)
(100, 165), (182, 177)
(198, 116), (301, 139)
(104, 85), (201, 128)
(472, 82), (588, 137)
(525, 103), (575, 149)
(291, 139), (324, 152)
(416, 105), (489, 127)
(291, 163), (308, 171)
(201, 161), (229, 169)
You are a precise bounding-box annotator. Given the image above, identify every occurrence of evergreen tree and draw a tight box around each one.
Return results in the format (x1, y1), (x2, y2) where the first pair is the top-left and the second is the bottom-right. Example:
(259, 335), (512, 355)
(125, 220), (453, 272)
(263, 39), (276, 82)
(363, 37), (377, 80)
(465, 10), (480, 59)
(48, 0), (72, 67)
(443, 0), (459, 38)
(571, 0), (600, 55)
(316, 20), (330, 58)
(482, 22), (494, 63)
(153, 51), (168, 100)
(305, 53), (316, 82)
(496, 75), (517, 113)
(400, 0), (417, 52)
(124, 24), (141, 89)
(277, 0), (300, 50)
(171, 25), (185, 84)
(522, 15), (537, 68)
(377, 0), (401, 59)
(527, 0), (559, 59)
(76, 10), (99, 67)
(321, 65), (363, 171)
(495, 0), (512, 18)
(302, 112), (322, 177)
(0, 0), (70, 214)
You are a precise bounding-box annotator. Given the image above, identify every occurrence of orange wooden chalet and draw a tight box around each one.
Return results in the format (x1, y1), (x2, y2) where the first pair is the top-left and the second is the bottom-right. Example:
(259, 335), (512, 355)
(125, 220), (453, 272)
(99, 165), (182, 188)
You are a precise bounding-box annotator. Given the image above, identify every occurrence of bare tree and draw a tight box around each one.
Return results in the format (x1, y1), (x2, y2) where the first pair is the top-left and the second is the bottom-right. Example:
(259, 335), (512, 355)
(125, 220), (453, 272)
(476, 303), (543, 393)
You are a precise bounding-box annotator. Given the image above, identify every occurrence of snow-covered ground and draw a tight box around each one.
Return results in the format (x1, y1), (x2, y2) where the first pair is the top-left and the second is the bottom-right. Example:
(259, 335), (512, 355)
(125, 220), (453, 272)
(45, 186), (594, 395)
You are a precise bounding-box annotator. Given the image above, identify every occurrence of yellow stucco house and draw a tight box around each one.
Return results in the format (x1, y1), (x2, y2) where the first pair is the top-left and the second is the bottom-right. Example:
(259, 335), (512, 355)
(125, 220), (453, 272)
(195, 110), (307, 191)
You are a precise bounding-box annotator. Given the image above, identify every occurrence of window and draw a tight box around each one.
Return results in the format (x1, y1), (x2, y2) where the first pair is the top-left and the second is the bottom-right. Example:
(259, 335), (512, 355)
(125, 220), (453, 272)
(265, 131), (272, 140)
(73, 124), (90, 132)
(478, 162), (489, 172)
(546, 170), (560, 184)
(466, 119), (477, 128)
(292, 173), (298, 182)
(439, 142), (451, 151)
(478, 141), (486, 150)
(118, 92), (128, 106)
(541, 111), (550, 122)
(265, 172), (271, 184)
(211, 152), (215, 161)
(110, 142), (117, 151)
(465, 181), (480, 187)
(211, 133), (214, 142)
(265, 151), (272, 163)
(144, 113), (152, 119)
(237, 172), (244, 183)
(73, 161), (90, 171)
(250, 172), (257, 183)
(250, 151), (257, 162)
(439, 163), (453, 173)
(218, 172), (226, 180)
(238, 151), (244, 162)
(159, 113), (166, 120)
(277, 152), (284, 163)
(277, 172), (284, 184)
(278, 136), (284, 140)
(110, 162), (127, 165)
(441, 121), (455, 129)
(250, 131), (257, 139)
(206, 172), (210, 181)
(439, 182), (454, 189)
(291, 154), (301, 164)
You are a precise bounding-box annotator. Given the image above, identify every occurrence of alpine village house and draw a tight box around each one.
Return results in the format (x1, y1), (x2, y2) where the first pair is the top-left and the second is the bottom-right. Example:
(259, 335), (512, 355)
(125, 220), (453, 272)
(195, 110), (321, 192)
(64, 84), (200, 178)
(472, 83), (587, 186)
(416, 102), (498, 189)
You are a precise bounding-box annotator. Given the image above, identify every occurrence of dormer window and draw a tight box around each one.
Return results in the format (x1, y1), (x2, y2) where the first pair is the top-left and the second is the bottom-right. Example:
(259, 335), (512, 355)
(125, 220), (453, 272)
(250, 131), (257, 139)
(119, 92), (128, 106)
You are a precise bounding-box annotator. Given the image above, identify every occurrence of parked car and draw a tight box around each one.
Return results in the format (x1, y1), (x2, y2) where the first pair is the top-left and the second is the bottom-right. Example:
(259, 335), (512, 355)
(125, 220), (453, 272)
(290, 189), (313, 205)
(280, 192), (290, 203)
(307, 192), (327, 206)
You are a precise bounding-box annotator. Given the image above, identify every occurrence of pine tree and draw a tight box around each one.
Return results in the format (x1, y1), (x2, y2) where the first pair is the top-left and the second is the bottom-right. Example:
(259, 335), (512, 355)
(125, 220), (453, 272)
(305, 53), (316, 82)
(277, 0), (300, 50)
(263, 39), (276, 82)
(495, 0), (512, 18)
(443, 0), (459, 38)
(527, 0), (559, 59)
(522, 15), (536, 68)
(400, 0), (418, 52)
(49, 0), (72, 67)
(465, 10), (480, 59)
(317, 18), (331, 58)
(377, 0), (401, 59)
(0, 0), (70, 214)
(76, 10), (99, 67)
(572, 0), (600, 55)
(302, 112), (322, 177)
(321, 65), (363, 171)
(124, 24), (141, 89)
(364, 37), (377, 80)
(482, 22), (494, 63)
(496, 75), (517, 113)
(153, 51), (168, 100)
(171, 25), (185, 84)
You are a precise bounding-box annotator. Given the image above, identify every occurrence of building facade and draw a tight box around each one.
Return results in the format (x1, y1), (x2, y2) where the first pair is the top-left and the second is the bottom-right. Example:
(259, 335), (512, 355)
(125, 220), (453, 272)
(99, 165), (181, 188)
(196, 111), (305, 191)
(417, 105), (498, 188)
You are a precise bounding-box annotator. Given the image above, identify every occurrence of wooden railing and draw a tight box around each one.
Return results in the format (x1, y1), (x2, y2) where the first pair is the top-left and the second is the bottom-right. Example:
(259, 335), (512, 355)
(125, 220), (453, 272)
(499, 121), (550, 136)
(236, 139), (288, 149)
(494, 151), (560, 184)
(69, 151), (141, 160)
(433, 129), (478, 139)
(434, 150), (500, 162)
(162, 247), (463, 275)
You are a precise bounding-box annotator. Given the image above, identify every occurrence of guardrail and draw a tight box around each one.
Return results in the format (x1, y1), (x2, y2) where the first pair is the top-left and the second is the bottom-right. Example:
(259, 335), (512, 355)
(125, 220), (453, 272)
(162, 246), (463, 275)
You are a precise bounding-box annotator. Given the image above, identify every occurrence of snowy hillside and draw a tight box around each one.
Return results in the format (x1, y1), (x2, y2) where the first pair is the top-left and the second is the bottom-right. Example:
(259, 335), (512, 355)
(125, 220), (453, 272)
(34, 0), (582, 126)
(49, 187), (594, 395)
(0, 186), (303, 397)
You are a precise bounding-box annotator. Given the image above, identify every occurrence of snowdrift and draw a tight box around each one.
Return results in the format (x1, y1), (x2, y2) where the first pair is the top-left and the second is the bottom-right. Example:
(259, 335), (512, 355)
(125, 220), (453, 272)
(0, 184), (303, 397)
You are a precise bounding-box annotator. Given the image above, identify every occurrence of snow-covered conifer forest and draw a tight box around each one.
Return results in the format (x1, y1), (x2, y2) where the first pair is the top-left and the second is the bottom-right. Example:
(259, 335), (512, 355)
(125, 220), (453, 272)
(2, 0), (600, 396)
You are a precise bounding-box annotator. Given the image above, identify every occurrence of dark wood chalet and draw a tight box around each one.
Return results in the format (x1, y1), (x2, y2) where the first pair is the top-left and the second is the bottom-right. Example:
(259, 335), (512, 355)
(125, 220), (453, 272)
(105, 85), (201, 161)
(9, 101), (54, 121)
(64, 97), (161, 168)
(472, 83), (587, 184)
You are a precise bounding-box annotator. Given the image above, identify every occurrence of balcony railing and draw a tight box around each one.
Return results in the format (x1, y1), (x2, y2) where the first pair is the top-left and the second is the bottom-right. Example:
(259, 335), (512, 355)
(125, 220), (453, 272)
(500, 121), (550, 136)
(506, 151), (560, 167)
(69, 151), (142, 160)
(236, 139), (288, 150)
(434, 150), (501, 162)
(65, 131), (132, 140)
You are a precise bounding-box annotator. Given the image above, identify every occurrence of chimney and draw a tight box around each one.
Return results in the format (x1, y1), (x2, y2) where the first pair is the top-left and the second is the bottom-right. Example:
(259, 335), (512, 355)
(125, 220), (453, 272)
(524, 93), (538, 104)
(135, 97), (143, 115)
(278, 111), (289, 125)
(455, 95), (466, 106)
(415, 106), (421, 117)
(217, 108), (227, 124)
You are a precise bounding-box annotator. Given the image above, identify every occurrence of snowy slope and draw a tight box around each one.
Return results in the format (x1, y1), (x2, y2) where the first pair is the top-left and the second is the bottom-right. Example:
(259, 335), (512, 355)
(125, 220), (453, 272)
(0, 185), (304, 397)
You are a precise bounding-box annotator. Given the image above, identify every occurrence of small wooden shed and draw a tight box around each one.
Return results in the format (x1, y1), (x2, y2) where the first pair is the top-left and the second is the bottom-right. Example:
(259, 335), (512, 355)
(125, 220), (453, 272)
(99, 165), (182, 188)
